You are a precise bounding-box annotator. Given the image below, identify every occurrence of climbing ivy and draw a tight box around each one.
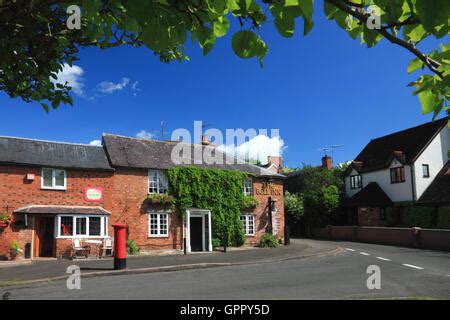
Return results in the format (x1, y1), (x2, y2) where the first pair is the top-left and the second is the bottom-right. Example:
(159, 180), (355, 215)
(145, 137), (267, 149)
(167, 166), (253, 247)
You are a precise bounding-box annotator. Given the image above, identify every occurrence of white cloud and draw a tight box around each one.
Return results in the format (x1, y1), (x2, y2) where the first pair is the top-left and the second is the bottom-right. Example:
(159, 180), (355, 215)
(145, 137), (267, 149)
(52, 63), (85, 96)
(96, 78), (130, 94)
(89, 140), (102, 146)
(218, 135), (286, 164)
(136, 130), (154, 140)
(131, 81), (140, 96)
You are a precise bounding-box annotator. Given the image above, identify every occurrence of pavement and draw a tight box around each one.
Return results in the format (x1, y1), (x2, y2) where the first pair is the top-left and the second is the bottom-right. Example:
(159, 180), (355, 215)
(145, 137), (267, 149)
(0, 239), (341, 287)
(2, 239), (449, 300)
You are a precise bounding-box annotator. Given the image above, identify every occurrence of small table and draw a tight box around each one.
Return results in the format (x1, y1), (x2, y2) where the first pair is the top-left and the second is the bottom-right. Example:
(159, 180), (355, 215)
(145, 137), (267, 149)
(85, 240), (103, 258)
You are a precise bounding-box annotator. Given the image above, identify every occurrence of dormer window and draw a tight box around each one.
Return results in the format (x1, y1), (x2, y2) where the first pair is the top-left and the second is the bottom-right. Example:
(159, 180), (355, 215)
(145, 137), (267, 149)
(148, 170), (168, 194)
(390, 167), (405, 183)
(41, 168), (66, 190)
(350, 175), (362, 189)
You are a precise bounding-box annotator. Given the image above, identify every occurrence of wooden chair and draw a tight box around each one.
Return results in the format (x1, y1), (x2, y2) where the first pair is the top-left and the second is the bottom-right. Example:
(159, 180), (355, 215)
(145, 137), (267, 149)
(72, 239), (90, 260)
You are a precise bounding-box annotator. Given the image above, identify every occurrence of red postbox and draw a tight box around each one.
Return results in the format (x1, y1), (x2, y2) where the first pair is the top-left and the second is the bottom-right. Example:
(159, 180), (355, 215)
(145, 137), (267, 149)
(113, 224), (127, 270)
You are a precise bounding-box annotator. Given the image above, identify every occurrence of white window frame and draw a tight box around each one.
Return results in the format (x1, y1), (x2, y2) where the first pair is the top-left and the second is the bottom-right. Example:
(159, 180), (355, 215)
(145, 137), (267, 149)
(41, 168), (67, 190)
(148, 212), (169, 237)
(243, 178), (253, 196)
(56, 215), (108, 239)
(240, 214), (255, 236)
(148, 170), (169, 194)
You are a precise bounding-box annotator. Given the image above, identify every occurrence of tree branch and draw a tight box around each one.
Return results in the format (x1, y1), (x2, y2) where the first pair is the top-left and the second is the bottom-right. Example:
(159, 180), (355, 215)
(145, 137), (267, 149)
(324, 0), (443, 78)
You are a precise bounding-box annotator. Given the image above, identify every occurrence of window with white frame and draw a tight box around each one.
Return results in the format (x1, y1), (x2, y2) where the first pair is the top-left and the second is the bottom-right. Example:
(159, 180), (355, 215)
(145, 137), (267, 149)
(240, 214), (255, 236)
(148, 170), (169, 194)
(42, 168), (66, 190)
(57, 215), (107, 237)
(243, 179), (253, 196)
(148, 212), (169, 237)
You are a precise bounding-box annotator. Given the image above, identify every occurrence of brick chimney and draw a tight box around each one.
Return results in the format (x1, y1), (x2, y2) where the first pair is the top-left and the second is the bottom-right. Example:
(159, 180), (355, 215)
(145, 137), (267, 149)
(267, 156), (282, 174)
(201, 135), (210, 145)
(321, 155), (332, 170)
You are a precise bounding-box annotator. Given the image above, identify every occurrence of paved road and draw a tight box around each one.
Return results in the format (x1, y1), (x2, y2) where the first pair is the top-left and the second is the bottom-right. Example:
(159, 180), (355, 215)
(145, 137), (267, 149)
(3, 240), (449, 300)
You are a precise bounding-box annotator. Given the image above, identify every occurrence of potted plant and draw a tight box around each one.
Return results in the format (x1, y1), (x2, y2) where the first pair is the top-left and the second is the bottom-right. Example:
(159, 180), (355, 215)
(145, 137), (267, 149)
(10, 240), (23, 260)
(145, 193), (174, 205)
(0, 214), (11, 228)
(242, 196), (259, 209)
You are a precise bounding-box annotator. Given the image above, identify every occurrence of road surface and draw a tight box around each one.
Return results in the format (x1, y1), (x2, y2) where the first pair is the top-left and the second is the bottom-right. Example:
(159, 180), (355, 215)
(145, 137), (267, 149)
(3, 240), (450, 300)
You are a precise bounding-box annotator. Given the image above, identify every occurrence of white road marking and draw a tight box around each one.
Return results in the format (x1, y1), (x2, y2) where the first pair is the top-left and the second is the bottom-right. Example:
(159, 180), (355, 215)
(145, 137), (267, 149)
(376, 257), (391, 261)
(359, 252), (370, 256)
(402, 264), (424, 270)
(345, 248), (356, 252)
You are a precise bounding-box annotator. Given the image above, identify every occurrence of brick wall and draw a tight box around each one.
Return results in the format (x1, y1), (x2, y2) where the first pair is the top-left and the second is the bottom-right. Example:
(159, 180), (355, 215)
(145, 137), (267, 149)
(313, 225), (450, 252)
(110, 168), (182, 250)
(0, 164), (114, 258)
(110, 170), (285, 249)
(0, 164), (286, 258)
(358, 207), (385, 227)
(249, 178), (285, 245)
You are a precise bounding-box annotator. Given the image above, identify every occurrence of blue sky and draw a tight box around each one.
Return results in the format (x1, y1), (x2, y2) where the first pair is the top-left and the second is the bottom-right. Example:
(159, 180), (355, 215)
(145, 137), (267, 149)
(0, 3), (443, 168)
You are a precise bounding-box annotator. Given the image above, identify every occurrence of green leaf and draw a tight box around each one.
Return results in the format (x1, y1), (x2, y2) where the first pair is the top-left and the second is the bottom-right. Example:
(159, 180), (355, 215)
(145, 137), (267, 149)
(231, 30), (268, 66)
(213, 16), (230, 37)
(232, 30), (260, 59)
(41, 103), (49, 113)
(197, 26), (216, 55)
(407, 58), (424, 74)
(418, 90), (442, 115)
(403, 24), (428, 43)
(415, 0), (450, 35)
(274, 11), (296, 38)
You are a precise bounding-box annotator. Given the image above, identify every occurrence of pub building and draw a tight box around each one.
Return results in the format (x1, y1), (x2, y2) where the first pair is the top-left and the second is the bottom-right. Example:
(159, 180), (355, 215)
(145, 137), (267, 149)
(0, 134), (285, 259)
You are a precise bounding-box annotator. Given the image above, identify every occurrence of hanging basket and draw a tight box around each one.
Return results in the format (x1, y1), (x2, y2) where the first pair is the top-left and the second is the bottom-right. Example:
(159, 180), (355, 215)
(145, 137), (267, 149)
(0, 220), (9, 228)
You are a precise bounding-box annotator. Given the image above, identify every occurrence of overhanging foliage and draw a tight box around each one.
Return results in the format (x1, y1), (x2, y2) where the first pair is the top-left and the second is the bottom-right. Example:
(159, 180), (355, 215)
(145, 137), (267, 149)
(0, 0), (448, 117)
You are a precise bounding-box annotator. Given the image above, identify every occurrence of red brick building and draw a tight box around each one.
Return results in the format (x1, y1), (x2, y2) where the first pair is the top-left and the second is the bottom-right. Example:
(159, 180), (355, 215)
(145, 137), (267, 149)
(0, 134), (285, 259)
(0, 137), (114, 259)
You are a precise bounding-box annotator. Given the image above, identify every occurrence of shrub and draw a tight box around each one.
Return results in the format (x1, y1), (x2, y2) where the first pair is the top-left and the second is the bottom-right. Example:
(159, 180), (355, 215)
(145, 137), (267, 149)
(258, 233), (278, 248)
(126, 239), (139, 255)
(437, 206), (450, 229)
(401, 206), (435, 228)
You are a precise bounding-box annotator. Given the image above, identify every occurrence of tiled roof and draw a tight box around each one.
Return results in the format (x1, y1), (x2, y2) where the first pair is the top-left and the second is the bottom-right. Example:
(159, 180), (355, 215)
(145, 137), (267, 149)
(347, 182), (393, 207)
(417, 161), (450, 205)
(102, 133), (284, 178)
(14, 205), (111, 215)
(0, 136), (113, 171)
(347, 117), (448, 174)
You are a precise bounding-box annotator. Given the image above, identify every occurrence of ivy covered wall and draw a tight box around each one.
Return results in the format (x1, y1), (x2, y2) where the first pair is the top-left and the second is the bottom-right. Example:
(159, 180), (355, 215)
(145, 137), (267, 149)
(167, 166), (254, 246)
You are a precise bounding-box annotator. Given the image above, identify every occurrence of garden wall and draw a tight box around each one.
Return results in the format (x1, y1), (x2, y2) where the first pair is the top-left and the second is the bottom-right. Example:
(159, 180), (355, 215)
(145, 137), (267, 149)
(313, 225), (450, 251)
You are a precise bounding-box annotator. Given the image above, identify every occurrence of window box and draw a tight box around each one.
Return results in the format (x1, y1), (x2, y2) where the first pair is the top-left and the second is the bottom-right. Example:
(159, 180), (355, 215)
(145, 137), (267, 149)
(242, 196), (259, 209)
(145, 193), (174, 205)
